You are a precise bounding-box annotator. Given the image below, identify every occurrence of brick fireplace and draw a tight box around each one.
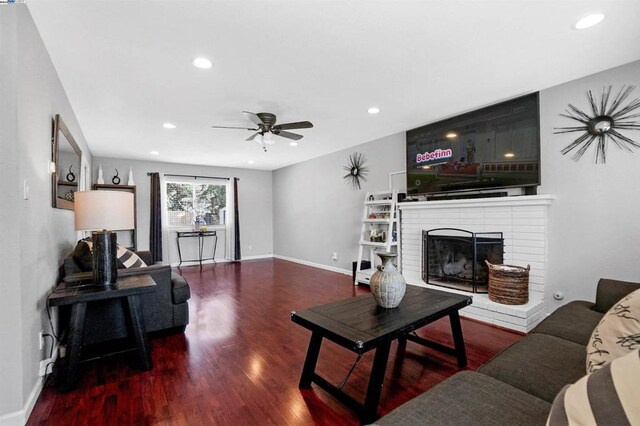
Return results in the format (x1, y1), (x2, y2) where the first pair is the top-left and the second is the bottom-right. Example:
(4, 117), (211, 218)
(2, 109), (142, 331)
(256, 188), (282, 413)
(398, 195), (554, 332)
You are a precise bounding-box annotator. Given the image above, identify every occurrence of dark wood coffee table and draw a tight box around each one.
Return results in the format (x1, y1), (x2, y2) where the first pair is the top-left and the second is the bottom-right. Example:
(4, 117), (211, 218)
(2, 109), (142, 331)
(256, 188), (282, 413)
(291, 285), (472, 424)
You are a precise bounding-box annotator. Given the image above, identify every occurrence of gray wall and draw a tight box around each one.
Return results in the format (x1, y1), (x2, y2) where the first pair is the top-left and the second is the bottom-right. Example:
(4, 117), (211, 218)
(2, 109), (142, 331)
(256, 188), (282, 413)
(539, 60), (640, 308)
(273, 60), (640, 313)
(92, 157), (274, 260)
(0, 5), (24, 418)
(0, 5), (92, 421)
(273, 133), (405, 271)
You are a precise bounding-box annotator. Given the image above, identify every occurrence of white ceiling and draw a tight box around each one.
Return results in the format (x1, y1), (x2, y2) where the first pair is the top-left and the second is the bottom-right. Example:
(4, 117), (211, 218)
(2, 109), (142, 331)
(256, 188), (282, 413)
(28, 0), (640, 171)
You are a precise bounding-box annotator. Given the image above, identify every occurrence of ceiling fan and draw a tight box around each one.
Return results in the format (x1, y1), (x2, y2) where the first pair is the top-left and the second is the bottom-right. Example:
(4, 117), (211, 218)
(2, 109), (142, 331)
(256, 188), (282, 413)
(211, 111), (313, 151)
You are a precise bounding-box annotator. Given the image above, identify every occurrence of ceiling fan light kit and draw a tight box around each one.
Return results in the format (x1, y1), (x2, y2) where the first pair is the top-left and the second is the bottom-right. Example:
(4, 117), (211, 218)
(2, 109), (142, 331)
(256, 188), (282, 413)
(211, 111), (313, 152)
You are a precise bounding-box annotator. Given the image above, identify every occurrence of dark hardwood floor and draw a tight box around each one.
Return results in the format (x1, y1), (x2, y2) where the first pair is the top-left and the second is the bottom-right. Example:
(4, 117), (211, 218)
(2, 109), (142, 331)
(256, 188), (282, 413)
(29, 259), (522, 425)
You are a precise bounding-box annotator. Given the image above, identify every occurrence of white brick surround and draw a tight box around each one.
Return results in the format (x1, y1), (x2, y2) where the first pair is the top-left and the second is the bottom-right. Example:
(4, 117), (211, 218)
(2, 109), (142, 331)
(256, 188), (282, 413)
(398, 195), (554, 332)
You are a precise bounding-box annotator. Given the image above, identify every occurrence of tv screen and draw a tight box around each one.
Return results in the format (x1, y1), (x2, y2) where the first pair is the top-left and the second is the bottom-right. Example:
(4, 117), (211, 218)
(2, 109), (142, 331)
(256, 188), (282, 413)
(406, 93), (540, 196)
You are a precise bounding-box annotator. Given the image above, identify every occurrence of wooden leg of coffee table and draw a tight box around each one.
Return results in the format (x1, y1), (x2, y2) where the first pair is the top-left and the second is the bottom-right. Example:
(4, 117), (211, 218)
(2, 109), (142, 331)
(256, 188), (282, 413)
(361, 340), (392, 424)
(449, 311), (467, 367)
(299, 331), (323, 388)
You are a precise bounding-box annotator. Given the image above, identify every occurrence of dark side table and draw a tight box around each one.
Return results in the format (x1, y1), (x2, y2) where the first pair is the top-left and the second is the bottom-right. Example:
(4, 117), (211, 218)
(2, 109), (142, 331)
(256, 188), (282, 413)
(48, 274), (156, 392)
(291, 286), (472, 424)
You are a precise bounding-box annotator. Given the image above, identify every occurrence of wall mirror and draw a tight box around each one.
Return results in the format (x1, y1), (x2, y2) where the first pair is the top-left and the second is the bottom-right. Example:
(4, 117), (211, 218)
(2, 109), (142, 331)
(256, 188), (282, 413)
(51, 114), (82, 210)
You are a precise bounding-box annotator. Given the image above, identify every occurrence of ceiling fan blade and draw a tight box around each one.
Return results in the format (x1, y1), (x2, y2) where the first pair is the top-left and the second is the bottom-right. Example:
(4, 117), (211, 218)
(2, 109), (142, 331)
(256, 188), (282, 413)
(246, 132), (260, 142)
(274, 130), (303, 140)
(242, 111), (265, 127)
(272, 121), (313, 131)
(211, 125), (258, 130)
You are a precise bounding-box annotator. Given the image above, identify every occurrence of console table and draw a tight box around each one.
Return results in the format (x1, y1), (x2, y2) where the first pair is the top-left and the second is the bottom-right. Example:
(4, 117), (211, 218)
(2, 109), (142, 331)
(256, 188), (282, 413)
(176, 230), (217, 267)
(48, 274), (156, 392)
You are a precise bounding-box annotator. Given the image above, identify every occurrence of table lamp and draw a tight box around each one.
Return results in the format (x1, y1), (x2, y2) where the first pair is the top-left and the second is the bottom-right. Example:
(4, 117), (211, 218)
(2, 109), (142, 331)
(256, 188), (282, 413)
(74, 190), (135, 286)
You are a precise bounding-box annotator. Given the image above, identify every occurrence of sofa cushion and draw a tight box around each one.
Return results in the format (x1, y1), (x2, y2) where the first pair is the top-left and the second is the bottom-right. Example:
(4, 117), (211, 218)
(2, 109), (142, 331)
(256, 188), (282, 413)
(534, 300), (603, 345)
(375, 371), (551, 426)
(587, 288), (640, 373)
(548, 349), (640, 425)
(478, 334), (586, 403)
(171, 272), (191, 304)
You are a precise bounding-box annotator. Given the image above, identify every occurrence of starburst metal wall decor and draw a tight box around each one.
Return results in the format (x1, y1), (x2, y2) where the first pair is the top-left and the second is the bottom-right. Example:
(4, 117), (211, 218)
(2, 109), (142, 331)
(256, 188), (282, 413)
(554, 85), (640, 163)
(343, 152), (368, 190)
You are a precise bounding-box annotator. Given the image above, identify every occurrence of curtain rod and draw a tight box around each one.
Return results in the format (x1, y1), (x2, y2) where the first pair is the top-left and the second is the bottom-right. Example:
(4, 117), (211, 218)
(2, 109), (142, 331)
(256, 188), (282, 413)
(147, 172), (236, 181)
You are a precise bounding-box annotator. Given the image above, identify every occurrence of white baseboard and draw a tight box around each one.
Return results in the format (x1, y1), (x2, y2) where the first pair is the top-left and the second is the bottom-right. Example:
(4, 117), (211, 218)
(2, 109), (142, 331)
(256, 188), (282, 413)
(273, 254), (351, 276)
(169, 254), (273, 267)
(0, 376), (44, 426)
(241, 254), (274, 261)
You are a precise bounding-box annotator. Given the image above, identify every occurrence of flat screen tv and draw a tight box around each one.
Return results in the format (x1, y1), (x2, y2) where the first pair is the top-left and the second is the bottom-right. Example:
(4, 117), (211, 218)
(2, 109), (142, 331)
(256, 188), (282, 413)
(406, 93), (540, 197)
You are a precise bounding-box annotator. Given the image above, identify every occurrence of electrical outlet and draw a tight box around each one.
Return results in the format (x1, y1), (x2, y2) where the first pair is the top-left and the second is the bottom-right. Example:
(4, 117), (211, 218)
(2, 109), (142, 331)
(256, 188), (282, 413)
(39, 331), (44, 350)
(331, 252), (338, 261)
(23, 179), (29, 200)
(248, 244), (253, 251)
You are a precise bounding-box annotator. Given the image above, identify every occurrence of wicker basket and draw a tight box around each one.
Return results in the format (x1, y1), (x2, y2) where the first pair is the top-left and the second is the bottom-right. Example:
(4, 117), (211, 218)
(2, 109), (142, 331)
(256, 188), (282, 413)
(485, 260), (530, 305)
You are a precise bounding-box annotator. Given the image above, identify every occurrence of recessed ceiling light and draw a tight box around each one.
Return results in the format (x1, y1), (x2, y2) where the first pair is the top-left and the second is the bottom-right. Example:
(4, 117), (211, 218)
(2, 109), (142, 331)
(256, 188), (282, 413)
(575, 14), (604, 30)
(445, 132), (458, 139)
(504, 152), (515, 158)
(192, 57), (212, 69)
(248, 160), (255, 164)
(151, 151), (160, 155)
(162, 122), (176, 129)
(367, 107), (380, 114)
(289, 141), (298, 147)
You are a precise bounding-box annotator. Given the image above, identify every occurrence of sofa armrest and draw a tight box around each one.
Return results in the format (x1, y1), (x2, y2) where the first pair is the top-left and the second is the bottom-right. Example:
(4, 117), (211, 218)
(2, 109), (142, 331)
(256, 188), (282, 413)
(594, 278), (640, 313)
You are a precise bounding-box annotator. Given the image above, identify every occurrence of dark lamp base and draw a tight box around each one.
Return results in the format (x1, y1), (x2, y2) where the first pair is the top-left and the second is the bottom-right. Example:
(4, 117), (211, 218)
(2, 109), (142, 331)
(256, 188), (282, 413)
(92, 231), (118, 285)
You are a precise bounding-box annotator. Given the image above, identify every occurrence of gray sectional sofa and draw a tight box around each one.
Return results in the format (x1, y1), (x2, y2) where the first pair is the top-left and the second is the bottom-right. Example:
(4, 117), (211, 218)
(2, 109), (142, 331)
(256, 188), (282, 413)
(62, 250), (191, 345)
(376, 278), (640, 425)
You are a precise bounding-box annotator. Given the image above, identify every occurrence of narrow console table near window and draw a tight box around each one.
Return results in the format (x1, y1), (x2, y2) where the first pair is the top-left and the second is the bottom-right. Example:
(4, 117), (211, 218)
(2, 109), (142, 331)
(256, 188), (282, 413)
(176, 230), (218, 267)
(48, 274), (156, 392)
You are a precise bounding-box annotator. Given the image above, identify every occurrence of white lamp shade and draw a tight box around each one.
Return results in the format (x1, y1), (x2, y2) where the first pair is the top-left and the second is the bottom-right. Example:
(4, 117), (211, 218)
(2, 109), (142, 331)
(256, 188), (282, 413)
(74, 190), (135, 231)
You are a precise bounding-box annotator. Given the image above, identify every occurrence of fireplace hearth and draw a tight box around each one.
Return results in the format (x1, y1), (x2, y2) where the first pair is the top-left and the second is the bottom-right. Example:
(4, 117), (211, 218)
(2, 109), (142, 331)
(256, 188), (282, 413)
(423, 228), (504, 293)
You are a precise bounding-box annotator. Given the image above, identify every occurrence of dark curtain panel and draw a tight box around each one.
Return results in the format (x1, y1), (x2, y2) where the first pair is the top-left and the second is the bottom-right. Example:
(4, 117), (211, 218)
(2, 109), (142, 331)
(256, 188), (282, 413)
(233, 177), (241, 261)
(149, 172), (163, 262)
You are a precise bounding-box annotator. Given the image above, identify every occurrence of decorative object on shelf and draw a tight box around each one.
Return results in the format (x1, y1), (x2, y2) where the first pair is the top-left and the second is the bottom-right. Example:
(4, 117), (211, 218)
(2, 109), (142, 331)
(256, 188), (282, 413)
(370, 252), (406, 308)
(128, 167), (134, 185)
(554, 85), (640, 163)
(97, 164), (105, 184)
(485, 260), (530, 305)
(343, 152), (368, 190)
(368, 194), (375, 201)
(112, 169), (121, 185)
(369, 228), (386, 242)
(66, 165), (76, 182)
(193, 215), (206, 231)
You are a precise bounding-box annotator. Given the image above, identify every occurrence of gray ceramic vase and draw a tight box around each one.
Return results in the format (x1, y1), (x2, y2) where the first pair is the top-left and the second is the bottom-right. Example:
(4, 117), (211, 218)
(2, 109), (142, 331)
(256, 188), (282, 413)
(370, 252), (406, 308)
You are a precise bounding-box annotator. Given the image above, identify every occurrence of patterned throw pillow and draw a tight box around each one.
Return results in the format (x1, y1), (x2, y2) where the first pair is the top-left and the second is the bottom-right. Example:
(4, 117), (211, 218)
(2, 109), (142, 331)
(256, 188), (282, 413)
(73, 238), (147, 270)
(547, 349), (640, 425)
(115, 244), (147, 269)
(586, 288), (640, 373)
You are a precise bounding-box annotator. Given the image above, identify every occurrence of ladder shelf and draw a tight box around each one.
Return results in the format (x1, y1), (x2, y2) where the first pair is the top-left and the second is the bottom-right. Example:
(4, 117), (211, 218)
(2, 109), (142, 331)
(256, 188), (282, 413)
(355, 190), (400, 285)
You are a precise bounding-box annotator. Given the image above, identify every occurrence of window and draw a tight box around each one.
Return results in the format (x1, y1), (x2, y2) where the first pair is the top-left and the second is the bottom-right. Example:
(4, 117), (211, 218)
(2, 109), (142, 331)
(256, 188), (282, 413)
(166, 181), (227, 227)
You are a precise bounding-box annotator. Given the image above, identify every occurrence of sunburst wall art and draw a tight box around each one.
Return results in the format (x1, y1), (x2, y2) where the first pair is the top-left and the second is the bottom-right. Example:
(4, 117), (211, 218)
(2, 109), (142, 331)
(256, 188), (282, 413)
(554, 85), (640, 163)
(343, 152), (368, 190)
